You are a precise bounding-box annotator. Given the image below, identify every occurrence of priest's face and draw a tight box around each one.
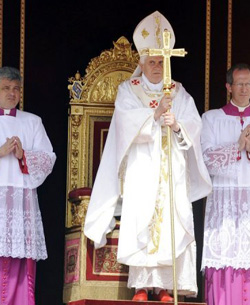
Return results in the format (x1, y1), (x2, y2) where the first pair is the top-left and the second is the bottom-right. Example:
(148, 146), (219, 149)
(0, 78), (21, 109)
(139, 56), (163, 84)
(226, 69), (250, 107)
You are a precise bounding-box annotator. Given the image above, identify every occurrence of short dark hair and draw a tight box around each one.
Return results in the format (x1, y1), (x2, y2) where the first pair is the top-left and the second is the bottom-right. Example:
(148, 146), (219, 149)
(0, 66), (22, 82)
(226, 63), (250, 85)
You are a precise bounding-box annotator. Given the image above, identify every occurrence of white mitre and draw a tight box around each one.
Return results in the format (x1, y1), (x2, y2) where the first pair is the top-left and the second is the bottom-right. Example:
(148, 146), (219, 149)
(132, 10), (175, 77)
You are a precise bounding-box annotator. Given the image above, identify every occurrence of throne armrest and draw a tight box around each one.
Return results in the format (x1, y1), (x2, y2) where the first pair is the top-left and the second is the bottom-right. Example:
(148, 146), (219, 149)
(68, 187), (92, 227)
(68, 187), (92, 204)
(68, 187), (120, 229)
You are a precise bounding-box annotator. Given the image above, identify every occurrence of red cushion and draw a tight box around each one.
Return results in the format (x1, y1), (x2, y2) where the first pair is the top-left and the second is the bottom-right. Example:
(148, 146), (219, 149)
(68, 187), (92, 200)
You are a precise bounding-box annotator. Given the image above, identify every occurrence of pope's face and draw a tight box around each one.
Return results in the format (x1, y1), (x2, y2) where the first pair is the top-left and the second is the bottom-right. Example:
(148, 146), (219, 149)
(226, 69), (250, 107)
(0, 78), (21, 109)
(139, 56), (163, 84)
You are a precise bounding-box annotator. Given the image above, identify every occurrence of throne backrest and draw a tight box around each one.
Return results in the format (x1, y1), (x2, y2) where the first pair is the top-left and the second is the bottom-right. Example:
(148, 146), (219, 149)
(66, 36), (139, 227)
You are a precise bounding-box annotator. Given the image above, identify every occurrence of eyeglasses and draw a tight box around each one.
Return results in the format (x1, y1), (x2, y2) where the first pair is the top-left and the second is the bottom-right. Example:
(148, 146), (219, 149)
(232, 83), (250, 88)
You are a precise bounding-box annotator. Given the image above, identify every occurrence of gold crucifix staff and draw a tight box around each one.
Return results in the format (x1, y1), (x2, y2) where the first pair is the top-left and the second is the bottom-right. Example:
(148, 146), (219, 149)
(149, 29), (187, 305)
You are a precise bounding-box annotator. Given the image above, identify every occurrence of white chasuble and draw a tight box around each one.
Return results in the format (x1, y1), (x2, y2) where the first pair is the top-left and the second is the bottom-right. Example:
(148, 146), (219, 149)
(84, 76), (212, 294)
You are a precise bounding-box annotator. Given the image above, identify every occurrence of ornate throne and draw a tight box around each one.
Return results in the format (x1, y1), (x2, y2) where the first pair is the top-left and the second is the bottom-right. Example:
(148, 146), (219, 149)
(63, 37), (139, 304)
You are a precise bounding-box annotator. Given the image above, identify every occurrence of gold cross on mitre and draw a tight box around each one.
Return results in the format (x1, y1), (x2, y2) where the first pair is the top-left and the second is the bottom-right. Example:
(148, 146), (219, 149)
(149, 29), (187, 95)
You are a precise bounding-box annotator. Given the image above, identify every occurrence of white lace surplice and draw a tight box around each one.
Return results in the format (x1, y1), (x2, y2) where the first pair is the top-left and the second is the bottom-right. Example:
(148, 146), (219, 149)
(201, 109), (250, 271)
(0, 186), (47, 260)
(0, 150), (55, 261)
(0, 111), (56, 261)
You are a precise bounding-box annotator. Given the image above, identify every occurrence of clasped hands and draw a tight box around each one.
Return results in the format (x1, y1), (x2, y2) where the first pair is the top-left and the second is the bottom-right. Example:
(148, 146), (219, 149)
(154, 95), (180, 132)
(238, 124), (250, 152)
(0, 136), (23, 159)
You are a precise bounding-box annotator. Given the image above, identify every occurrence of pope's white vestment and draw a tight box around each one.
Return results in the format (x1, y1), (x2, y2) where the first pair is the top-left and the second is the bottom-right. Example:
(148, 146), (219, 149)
(0, 110), (56, 260)
(84, 75), (212, 296)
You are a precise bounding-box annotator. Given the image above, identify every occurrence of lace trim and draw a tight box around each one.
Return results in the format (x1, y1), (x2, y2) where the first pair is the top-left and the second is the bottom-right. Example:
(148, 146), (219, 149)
(25, 150), (54, 185)
(0, 186), (47, 260)
(203, 143), (238, 176)
(202, 187), (250, 270)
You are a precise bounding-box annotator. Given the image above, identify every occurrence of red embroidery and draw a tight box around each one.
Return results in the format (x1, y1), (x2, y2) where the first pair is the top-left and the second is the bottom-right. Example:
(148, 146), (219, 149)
(237, 150), (241, 161)
(150, 100), (158, 108)
(18, 150), (29, 174)
(163, 83), (175, 91)
(246, 151), (250, 161)
(131, 79), (140, 85)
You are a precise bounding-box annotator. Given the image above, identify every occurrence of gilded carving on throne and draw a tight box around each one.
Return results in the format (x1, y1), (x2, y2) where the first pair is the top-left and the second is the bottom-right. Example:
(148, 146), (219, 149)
(68, 37), (139, 104)
(91, 72), (131, 103)
(71, 196), (89, 226)
(70, 114), (83, 190)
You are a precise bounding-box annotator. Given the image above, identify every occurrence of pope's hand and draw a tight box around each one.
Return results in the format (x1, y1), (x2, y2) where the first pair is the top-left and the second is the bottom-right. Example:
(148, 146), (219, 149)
(162, 112), (180, 132)
(154, 95), (172, 121)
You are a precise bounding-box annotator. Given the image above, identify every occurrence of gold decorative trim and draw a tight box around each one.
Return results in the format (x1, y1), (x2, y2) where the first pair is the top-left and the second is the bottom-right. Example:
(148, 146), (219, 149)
(19, 0), (25, 110)
(66, 106), (114, 227)
(69, 111), (83, 190)
(0, 0), (2, 67)
(227, 0), (233, 102)
(205, 0), (211, 112)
